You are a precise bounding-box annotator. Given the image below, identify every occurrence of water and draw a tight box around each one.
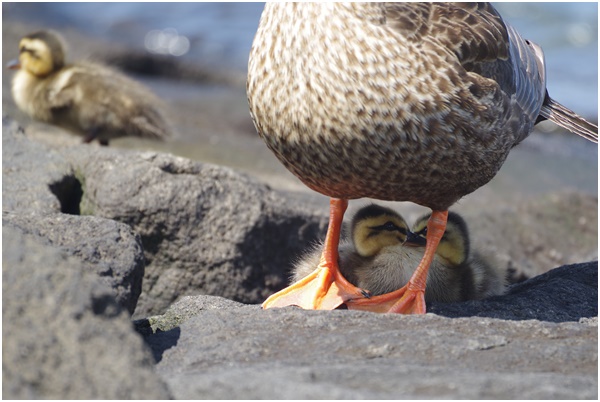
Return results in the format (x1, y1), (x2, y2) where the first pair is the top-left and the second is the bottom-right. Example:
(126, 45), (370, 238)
(4, 2), (598, 118)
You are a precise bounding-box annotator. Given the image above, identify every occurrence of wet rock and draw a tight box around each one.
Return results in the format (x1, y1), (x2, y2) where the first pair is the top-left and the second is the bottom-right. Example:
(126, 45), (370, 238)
(2, 226), (170, 399)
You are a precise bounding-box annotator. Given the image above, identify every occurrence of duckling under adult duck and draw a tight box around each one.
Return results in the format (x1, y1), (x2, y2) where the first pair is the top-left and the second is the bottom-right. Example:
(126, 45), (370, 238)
(411, 211), (506, 301)
(8, 30), (171, 145)
(293, 205), (505, 309)
(291, 204), (412, 290)
(248, 3), (597, 314)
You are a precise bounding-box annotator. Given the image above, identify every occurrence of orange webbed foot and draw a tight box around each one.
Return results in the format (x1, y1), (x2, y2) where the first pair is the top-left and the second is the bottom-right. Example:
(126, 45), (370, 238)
(345, 284), (425, 314)
(262, 198), (368, 311)
(262, 261), (368, 310)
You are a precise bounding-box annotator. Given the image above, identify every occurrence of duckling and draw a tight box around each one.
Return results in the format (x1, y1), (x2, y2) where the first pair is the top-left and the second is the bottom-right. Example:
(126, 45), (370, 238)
(291, 204), (412, 290)
(250, 3), (597, 314)
(291, 205), (506, 307)
(409, 211), (507, 301)
(8, 30), (171, 145)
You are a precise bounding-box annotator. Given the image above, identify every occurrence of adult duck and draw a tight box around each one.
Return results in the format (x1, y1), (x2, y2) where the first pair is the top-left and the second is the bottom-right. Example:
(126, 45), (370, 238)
(247, 3), (597, 313)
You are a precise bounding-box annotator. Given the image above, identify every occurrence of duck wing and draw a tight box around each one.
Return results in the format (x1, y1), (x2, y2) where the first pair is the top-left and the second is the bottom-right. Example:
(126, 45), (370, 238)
(384, 3), (597, 143)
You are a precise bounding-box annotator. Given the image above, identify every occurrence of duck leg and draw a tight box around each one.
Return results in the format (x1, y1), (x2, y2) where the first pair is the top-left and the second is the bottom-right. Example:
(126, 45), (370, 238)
(262, 198), (370, 310)
(83, 127), (109, 146)
(346, 210), (448, 314)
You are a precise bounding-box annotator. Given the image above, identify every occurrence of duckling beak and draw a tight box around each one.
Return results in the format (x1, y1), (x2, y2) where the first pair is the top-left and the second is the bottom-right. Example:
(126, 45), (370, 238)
(7, 59), (21, 70)
(405, 231), (427, 247)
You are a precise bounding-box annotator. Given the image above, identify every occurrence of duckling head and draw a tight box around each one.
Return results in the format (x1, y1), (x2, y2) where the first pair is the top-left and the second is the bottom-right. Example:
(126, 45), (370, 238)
(351, 204), (409, 258)
(9, 30), (65, 77)
(411, 211), (470, 267)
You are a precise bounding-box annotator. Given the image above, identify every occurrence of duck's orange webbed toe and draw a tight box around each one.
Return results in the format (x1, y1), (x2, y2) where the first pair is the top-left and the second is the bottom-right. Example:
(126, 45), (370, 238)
(346, 285), (426, 314)
(261, 257), (368, 310)
(262, 198), (369, 310)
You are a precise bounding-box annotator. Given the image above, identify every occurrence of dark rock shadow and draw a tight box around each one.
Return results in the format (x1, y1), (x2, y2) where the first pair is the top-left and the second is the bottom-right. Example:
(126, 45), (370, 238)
(428, 262), (597, 323)
(48, 174), (83, 215)
(134, 319), (181, 363)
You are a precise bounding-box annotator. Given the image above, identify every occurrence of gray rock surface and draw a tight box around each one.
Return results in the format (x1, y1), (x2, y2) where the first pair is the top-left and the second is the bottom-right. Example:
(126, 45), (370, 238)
(2, 226), (170, 399)
(3, 118), (145, 314)
(140, 262), (598, 399)
(468, 192), (599, 281)
(3, 211), (145, 314)
(2, 117), (72, 213)
(429, 262), (598, 322)
(3, 116), (328, 319)
(58, 145), (328, 319)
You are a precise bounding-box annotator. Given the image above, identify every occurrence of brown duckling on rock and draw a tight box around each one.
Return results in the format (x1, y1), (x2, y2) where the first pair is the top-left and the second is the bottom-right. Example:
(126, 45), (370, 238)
(249, 3), (597, 314)
(292, 205), (505, 310)
(8, 30), (171, 146)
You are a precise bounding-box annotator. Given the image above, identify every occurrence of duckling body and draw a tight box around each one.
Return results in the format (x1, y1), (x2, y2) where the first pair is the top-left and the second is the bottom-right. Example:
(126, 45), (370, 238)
(293, 240), (468, 303)
(292, 205), (505, 304)
(10, 30), (170, 145)
(251, 3), (596, 314)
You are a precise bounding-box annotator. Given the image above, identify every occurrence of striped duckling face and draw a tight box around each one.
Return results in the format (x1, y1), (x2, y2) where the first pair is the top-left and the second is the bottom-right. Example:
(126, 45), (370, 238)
(351, 204), (411, 258)
(410, 211), (470, 268)
(9, 30), (65, 77)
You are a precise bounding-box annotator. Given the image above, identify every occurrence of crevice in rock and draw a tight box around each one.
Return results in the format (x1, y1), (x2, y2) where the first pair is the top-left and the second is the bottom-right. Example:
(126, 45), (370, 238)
(49, 175), (83, 215)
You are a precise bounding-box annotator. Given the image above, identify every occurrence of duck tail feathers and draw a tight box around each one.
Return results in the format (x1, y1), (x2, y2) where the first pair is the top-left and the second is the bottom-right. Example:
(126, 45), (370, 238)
(539, 96), (598, 143)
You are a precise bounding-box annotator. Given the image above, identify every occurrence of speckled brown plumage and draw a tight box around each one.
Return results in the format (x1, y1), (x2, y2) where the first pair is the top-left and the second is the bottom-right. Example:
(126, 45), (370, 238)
(247, 3), (596, 211)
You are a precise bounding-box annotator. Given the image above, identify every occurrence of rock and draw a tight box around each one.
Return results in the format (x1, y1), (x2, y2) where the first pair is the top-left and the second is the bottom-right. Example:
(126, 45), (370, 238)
(429, 262), (598, 322)
(140, 263), (597, 399)
(3, 211), (145, 314)
(3, 115), (328, 319)
(144, 295), (246, 333)
(59, 146), (328, 318)
(2, 119), (145, 314)
(2, 116), (73, 213)
(468, 192), (598, 281)
(2, 226), (170, 399)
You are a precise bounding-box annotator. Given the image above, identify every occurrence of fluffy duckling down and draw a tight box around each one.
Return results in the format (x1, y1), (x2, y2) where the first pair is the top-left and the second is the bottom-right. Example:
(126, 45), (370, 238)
(8, 30), (171, 145)
(292, 204), (506, 304)
(411, 211), (507, 301)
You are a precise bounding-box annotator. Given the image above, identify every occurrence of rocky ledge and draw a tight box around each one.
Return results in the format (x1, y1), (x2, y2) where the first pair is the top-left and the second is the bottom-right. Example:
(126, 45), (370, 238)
(2, 117), (598, 399)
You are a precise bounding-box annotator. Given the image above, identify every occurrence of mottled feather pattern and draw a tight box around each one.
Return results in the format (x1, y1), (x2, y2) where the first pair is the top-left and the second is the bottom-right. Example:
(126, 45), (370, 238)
(385, 3), (509, 64)
(247, 3), (595, 211)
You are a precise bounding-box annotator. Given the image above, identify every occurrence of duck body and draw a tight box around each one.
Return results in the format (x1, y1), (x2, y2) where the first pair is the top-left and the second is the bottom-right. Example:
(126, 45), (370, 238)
(10, 30), (170, 144)
(248, 3), (543, 211)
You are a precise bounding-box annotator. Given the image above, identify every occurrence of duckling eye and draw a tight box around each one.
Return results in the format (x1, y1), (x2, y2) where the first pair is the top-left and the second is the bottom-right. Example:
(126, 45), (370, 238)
(382, 221), (397, 231)
(19, 47), (37, 58)
(373, 221), (406, 234)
